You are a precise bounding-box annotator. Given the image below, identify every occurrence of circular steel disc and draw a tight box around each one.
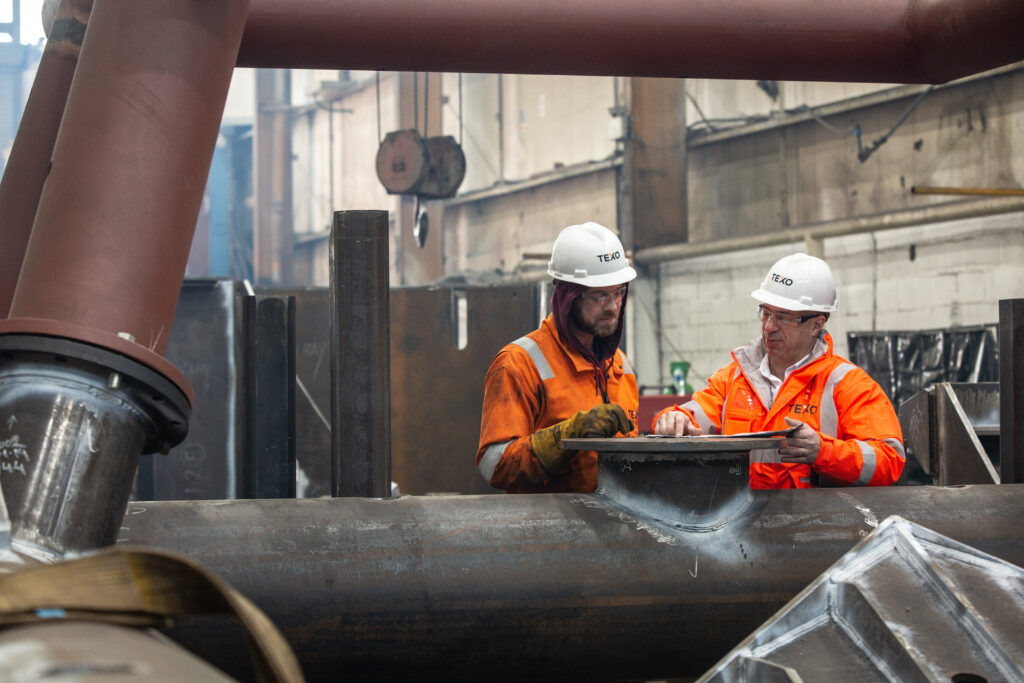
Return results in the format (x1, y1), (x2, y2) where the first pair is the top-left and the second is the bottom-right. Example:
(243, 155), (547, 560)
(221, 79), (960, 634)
(563, 436), (784, 453)
(375, 129), (429, 194)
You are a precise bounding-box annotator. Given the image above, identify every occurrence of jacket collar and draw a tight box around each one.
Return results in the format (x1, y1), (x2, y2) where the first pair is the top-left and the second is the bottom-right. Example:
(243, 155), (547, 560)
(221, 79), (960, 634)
(733, 331), (832, 409)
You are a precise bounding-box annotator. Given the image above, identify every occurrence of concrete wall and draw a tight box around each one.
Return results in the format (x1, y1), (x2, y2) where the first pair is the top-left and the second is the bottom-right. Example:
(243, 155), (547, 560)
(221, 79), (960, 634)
(687, 69), (1023, 239)
(684, 79), (893, 126)
(441, 167), (618, 282)
(442, 73), (618, 193)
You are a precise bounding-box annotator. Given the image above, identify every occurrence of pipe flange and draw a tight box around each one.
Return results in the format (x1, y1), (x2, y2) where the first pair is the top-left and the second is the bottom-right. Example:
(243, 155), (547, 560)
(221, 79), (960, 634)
(0, 334), (189, 453)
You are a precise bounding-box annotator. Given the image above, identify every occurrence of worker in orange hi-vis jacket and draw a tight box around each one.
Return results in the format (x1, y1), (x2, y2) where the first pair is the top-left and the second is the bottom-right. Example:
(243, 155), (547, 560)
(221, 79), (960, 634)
(476, 222), (639, 494)
(653, 253), (905, 489)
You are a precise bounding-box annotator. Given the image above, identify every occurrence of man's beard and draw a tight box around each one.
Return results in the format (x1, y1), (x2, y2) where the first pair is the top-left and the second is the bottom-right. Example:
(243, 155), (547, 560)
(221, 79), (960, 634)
(571, 304), (618, 338)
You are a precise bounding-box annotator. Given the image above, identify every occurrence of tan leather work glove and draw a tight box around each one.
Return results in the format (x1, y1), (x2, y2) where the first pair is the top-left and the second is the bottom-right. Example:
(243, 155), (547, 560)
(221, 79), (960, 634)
(529, 403), (634, 474)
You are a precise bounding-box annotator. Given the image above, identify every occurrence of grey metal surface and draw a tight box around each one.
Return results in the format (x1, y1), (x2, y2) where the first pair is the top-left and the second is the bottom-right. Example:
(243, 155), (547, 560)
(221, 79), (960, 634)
(0, 336), (188, 560)
(0, 358), (145, 559)
(1000, 299), (1024, 483)
(898, 388), (933, 477)
(935, 383), (999, 485)
(950, 381), (1000, 472)
(330, 211), (391, 498)
(121, 472), (1024, 681)
(949, 382), (1000, 433)
(152, 279), (246, 501)
(699, 516), (1024, 682)
(899, 382), (1001, 486)
(0, 622), (235, 681)
(593, 443), (756, 532)
(565, 436), (785, 456)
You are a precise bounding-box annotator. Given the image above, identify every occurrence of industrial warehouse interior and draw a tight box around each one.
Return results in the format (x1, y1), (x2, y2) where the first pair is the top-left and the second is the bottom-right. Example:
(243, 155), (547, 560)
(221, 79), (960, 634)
(0, 0), (1023, 680)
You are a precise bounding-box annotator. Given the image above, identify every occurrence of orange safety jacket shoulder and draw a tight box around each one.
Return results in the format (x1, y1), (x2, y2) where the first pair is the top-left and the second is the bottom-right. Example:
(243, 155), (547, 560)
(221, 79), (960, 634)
(476, 314), (639, 493)
(653, 332), (905, 489)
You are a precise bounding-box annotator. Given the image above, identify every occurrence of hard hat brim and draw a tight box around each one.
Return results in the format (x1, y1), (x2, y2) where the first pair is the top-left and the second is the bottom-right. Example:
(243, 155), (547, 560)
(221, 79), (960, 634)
(548, 265), (637, 288)
(751, 287), (836, 313)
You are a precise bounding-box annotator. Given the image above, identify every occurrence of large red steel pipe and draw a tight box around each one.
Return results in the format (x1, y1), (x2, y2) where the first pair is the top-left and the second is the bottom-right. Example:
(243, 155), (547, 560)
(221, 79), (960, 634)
(237, 0), (1024, 83)
(0, 0), (88, 318)
(120, 484), (1024, 681)
(0, 0), (250, 395)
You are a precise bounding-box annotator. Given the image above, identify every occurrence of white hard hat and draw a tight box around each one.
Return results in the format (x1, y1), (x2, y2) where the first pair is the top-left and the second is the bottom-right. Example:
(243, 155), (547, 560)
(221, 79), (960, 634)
(751, 253), (838, 312)
(547, 222), (637, 287)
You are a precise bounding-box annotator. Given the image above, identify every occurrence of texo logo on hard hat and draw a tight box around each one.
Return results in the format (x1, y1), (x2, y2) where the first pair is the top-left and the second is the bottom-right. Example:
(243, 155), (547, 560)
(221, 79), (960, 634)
(597, 251), (621, 263)
(770, 272), (794, 286)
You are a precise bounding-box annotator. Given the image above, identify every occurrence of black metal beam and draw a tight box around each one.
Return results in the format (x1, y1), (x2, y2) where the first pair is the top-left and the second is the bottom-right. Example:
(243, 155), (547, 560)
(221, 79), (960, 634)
(330, 210), (391, 497)
(237, 294), (296, 498)
(1000, 299), (1024, 484)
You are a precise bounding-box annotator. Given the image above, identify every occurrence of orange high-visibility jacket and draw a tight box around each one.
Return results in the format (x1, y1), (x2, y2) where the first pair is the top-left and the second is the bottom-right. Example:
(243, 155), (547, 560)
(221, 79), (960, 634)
(477, 314), (639, 493)
(653, 333), (905, 489)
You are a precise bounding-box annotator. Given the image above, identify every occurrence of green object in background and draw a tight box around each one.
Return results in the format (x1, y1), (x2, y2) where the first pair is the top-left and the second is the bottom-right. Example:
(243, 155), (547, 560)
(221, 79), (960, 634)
(669, 360), (694, 395)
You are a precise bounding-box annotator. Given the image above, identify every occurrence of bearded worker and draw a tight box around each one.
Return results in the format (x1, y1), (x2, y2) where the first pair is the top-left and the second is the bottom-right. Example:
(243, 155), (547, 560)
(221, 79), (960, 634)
(476, 222), (638, 493)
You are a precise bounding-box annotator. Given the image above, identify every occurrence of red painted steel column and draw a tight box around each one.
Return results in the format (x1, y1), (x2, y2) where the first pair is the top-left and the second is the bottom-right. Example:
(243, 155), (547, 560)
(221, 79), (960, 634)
(0, 0), (250, 395)
(0, 0), (89, 318)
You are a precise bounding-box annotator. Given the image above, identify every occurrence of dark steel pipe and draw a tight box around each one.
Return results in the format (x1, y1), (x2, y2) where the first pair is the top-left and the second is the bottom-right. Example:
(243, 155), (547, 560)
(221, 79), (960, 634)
(0, 0), (87, 318)
(236, 0), (1024, 83)
(0, 0), (250, 395)
(330, 211), (391, 498)
(120, 483), (1024, 681)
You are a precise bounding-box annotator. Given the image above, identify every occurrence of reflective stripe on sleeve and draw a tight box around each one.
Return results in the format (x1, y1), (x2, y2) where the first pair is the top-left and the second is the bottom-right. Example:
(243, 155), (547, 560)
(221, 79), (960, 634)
(856, 440), (877, 485)
(511, 337), (554, 380)
(619, 352), (635, 376)
(819, 362), (856, 437)
(684, 400), (716, 434)
(478, 440), (513, 483)
(885, 438), (906, 461)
